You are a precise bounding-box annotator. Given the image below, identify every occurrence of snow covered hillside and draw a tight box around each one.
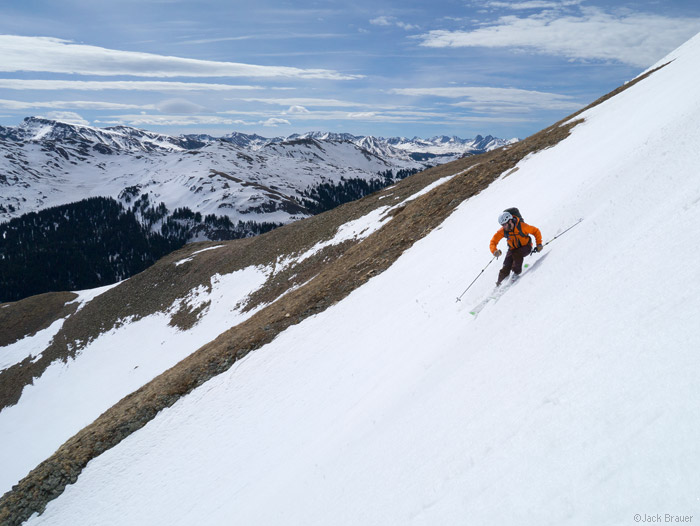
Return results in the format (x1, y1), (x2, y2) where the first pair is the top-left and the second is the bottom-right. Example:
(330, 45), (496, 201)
(3, 32), (700, 526)
(284, 131), (517, 160)
(0, 119), (415, 225)
(0, 119), (512, 226)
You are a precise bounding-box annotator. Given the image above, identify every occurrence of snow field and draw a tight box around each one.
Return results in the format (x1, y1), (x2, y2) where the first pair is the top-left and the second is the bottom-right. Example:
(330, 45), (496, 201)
(0, 283), (121, 373)
(0, 265), (270, 496)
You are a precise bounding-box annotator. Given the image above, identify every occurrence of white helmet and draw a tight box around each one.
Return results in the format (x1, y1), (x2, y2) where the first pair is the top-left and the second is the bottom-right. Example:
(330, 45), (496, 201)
(498, 211), (513, 225)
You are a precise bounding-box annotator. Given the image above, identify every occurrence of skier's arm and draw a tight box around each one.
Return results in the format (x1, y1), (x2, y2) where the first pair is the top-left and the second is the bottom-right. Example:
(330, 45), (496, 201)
(524, 223), (542, 246)
(489, 229), (504, 254)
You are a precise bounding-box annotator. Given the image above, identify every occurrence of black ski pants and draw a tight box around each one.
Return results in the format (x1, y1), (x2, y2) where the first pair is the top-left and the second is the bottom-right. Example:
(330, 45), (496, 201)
(497, 244), (531, 285)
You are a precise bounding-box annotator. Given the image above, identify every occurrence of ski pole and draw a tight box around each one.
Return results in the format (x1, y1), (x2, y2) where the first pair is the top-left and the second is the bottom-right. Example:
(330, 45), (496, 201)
(530, 217), (584, 255)
(456, 255), (496, 302)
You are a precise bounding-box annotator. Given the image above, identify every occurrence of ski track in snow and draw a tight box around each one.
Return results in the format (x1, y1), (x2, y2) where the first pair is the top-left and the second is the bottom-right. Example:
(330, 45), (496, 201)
(174, 244), (225, 266)
(13, 33), (700, 526)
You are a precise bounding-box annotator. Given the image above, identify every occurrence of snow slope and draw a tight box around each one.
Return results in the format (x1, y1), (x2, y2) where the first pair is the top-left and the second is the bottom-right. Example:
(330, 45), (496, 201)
(0, 130), (414, 225)
(20, 33), (700, 525)
(0, 262), (272, 495)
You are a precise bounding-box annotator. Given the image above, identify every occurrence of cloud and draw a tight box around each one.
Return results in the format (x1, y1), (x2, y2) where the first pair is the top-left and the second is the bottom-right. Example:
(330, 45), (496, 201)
(237, 107), (533, 124)
(370, 16), (393, 26)
(0, 35), (361, 79)
(369, 16), (418, 30)
(391, 86), (581, 112)
(0, 98), (154, 111)
(156, 98), (207, 114)
(483, 0), (582, 9)
(239, 97), (374, 108)
(397, 21), (418, 30)
(97, 114), (250, 127)
(262, 118), (291, 127)
(41, 111), (90, 126)
(285, 105), (310, 114)
(417, 7), (700, 67)
(347, 112), (377, 119)
(0, 79), (264, 91)
(183, 33), (347, 45)
(101, 114), (292, 128)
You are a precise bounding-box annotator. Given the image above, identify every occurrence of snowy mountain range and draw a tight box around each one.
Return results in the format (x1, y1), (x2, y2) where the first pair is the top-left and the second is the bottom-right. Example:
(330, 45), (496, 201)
(0, 118), (515, 226)
(2, 31), (700, 526)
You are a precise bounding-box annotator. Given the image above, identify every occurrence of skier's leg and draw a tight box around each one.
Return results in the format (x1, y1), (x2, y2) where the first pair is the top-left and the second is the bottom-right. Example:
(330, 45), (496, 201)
(497, 250), (514, 285)
(510, 245), (531, 276)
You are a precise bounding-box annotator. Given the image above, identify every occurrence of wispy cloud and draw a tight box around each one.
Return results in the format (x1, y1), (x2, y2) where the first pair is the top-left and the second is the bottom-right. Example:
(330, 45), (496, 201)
(417, 7), (700, 67)
(98, 114), (247, 127)
(155, 98), (208, 114)
(263, 118), (291, 127)
(370, 16), (418, 31)
(391, 86), (580, 112)
(42, 111), (90, 126)
(0, 79), (264, 92)
(482, 0), (582, 10)
(239, 97), (375, 108)
(370, 16), (393, 26)
(227, 106), (533, 124)
(0, 99), (155, 111)
(284, 105), (311, 114)
(0, 35), (361, 79)
(97, 114), (292, 127)
(183, 33), (347, 45)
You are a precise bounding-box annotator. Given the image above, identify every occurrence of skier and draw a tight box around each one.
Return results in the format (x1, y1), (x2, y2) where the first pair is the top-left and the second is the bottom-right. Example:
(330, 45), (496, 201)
(490, 209), (543, 286)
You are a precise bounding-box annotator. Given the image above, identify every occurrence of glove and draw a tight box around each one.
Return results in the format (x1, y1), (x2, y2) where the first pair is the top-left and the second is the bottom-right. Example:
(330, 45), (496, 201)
(493, 249), (502, 258)
(535, 244), (543, 253)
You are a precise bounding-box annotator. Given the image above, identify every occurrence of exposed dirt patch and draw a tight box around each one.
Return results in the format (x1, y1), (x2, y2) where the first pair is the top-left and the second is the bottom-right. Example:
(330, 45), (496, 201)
(169, 299), (212, 331)
(0, 65), (667, 525)
(0, 292), (78, 348)
(0, 292), (80, 410)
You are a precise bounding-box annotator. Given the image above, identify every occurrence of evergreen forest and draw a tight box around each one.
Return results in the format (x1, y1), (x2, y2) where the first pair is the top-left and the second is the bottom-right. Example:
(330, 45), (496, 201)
(1, 169), (419, 302)
(0, 197), (278, 302)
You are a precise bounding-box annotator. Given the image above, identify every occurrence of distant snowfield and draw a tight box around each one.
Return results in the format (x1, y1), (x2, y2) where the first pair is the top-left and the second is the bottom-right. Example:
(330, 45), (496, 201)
(0, 133), (420, 226)
(21, 33), (700, 525)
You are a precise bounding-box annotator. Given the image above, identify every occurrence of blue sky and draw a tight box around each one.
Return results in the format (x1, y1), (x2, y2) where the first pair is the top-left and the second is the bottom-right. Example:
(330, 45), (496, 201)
(2, 0), (700, 139)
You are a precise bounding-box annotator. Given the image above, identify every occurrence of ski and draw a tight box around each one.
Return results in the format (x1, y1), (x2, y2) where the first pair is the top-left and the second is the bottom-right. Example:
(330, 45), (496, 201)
(468, 263), (529, 317)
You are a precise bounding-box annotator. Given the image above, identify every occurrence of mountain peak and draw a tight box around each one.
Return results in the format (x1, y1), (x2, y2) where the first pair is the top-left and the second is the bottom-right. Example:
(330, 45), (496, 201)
(4, 118), (515, 157)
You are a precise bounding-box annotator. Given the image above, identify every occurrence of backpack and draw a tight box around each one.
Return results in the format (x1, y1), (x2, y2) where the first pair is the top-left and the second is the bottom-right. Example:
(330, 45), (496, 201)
(504, 207), (523, 221)
(502, 207), (531, 248)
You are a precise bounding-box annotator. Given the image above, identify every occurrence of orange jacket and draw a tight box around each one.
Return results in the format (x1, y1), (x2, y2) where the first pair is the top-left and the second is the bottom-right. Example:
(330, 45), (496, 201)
(490, 218), (542, 254)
